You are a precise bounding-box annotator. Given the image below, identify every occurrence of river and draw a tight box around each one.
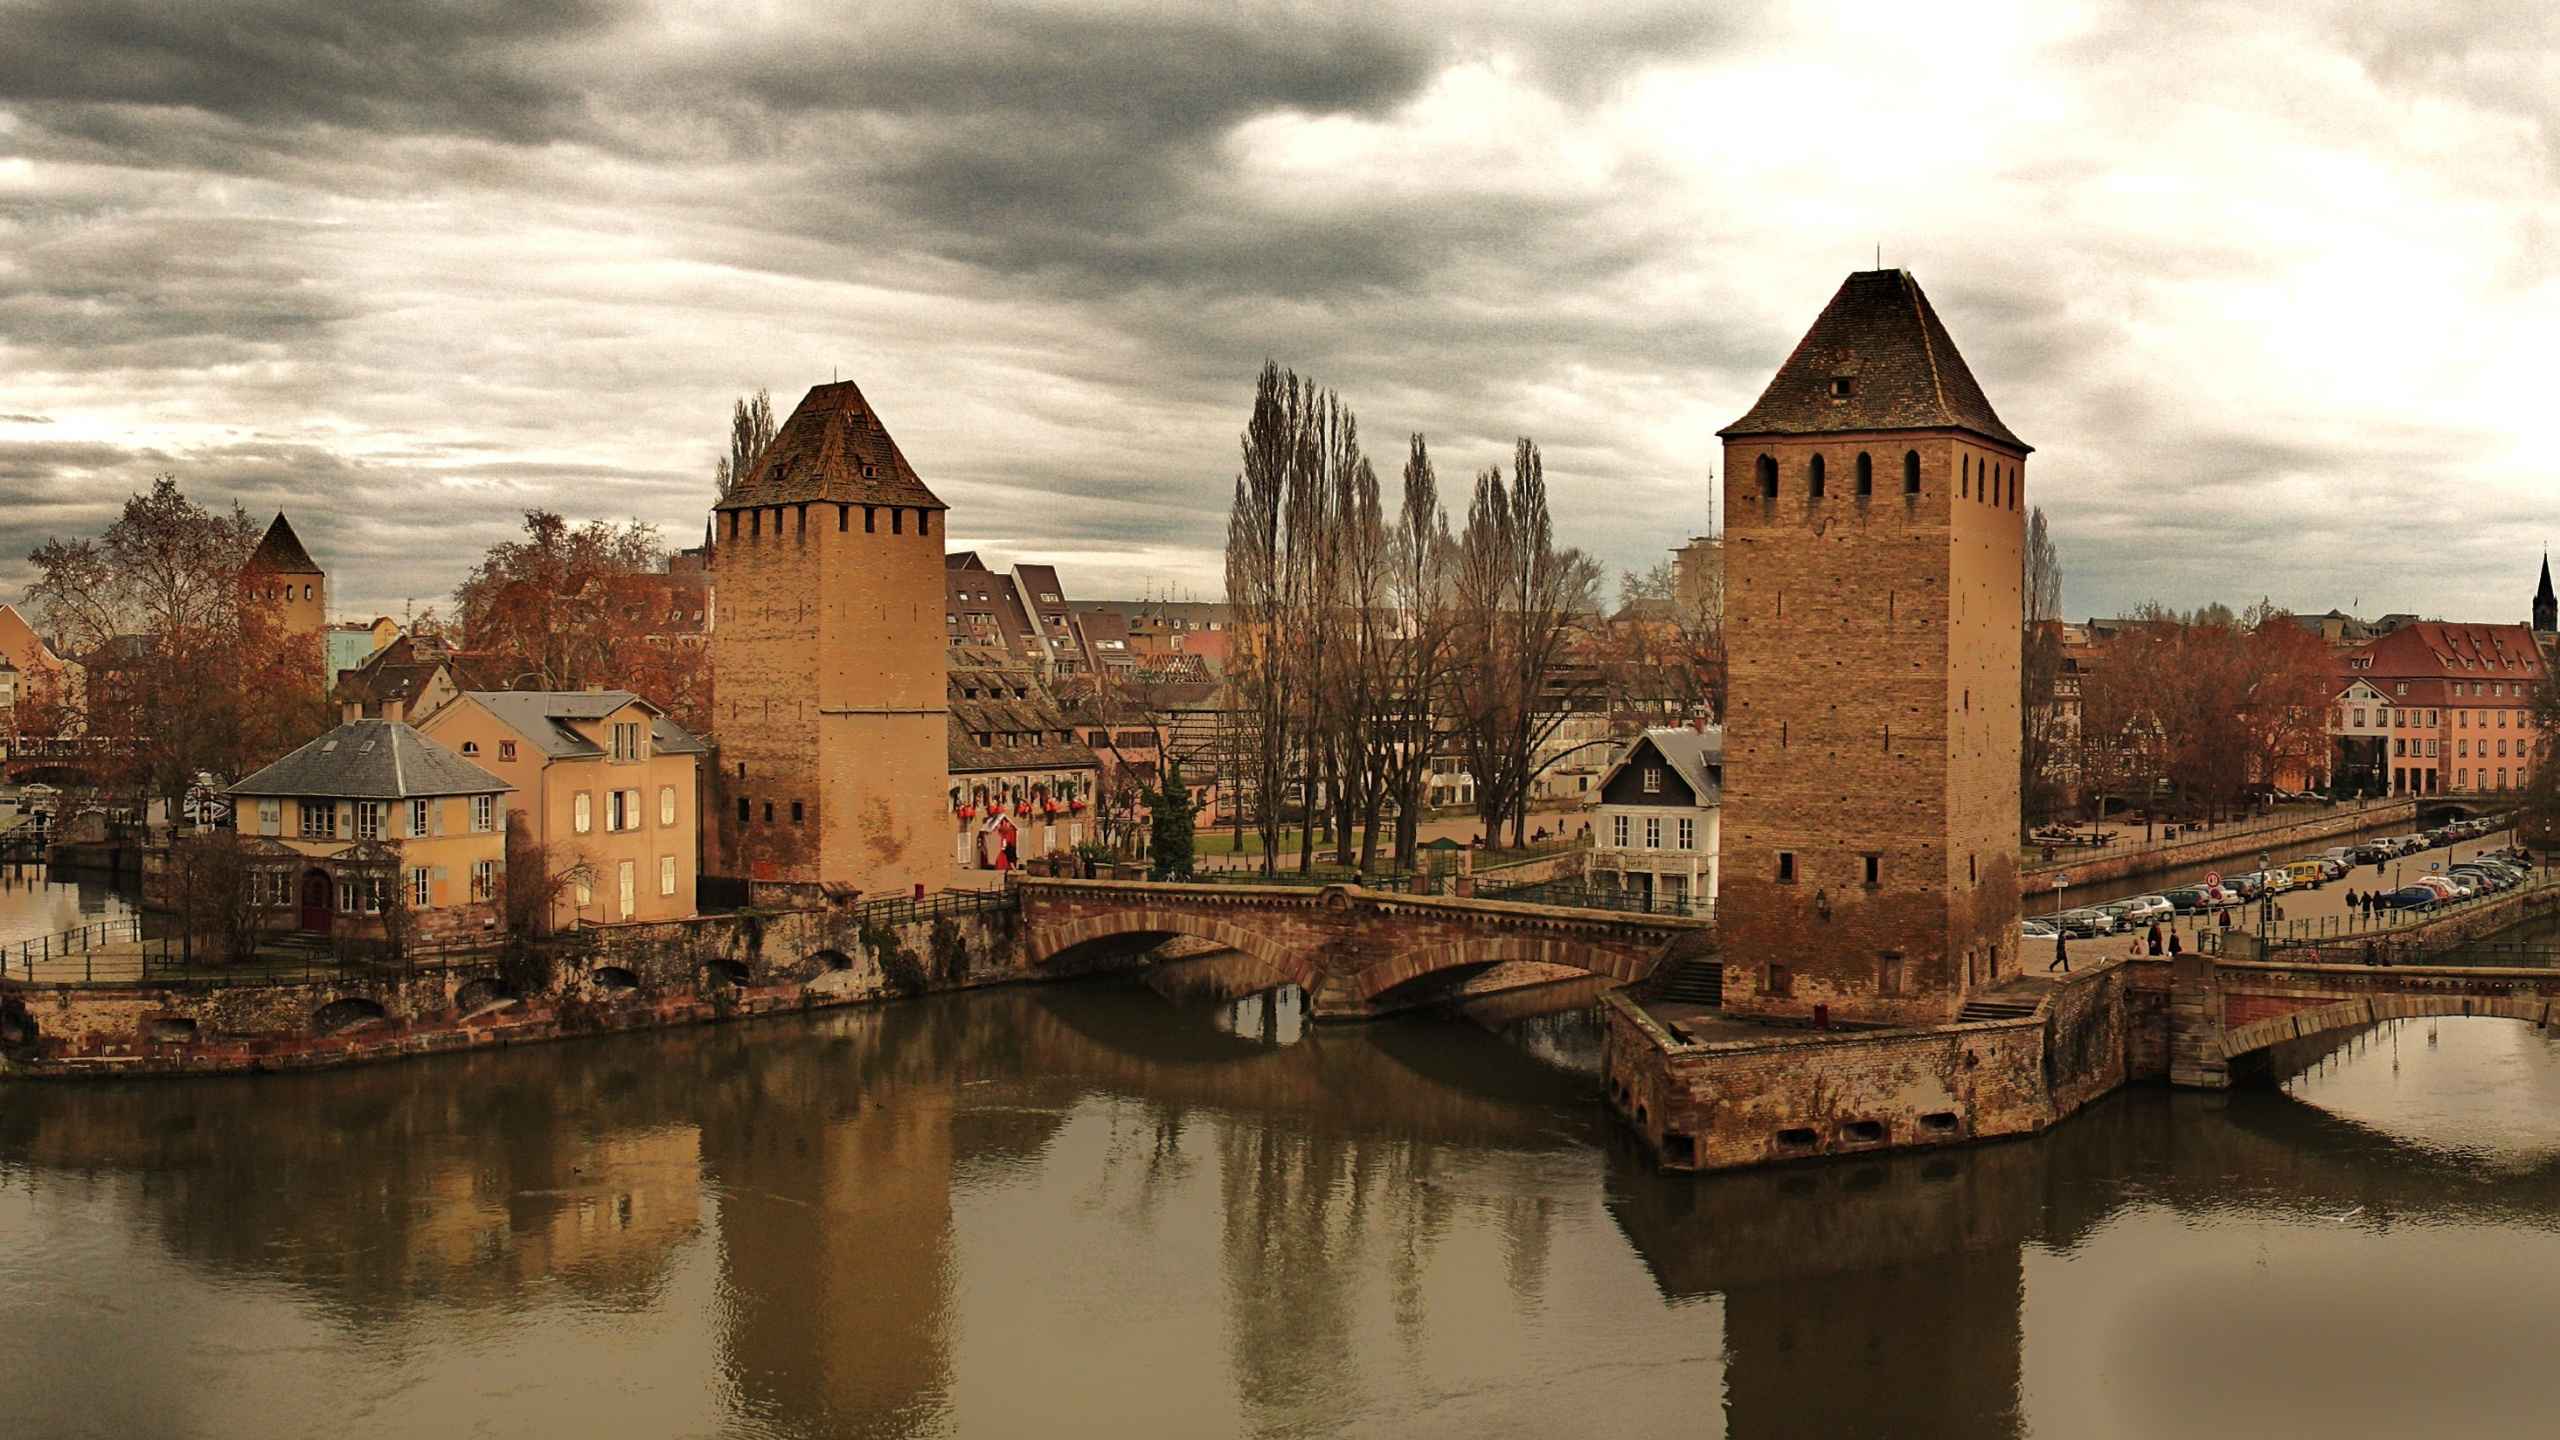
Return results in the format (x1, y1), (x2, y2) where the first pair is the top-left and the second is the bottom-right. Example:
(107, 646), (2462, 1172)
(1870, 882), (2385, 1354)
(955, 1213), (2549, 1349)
(5, 968), (2560, 1439)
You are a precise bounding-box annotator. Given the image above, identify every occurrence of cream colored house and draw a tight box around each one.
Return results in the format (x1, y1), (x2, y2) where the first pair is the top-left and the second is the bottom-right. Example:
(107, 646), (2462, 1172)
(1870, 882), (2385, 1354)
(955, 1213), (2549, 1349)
(227, 719), (510, 943)
(418, 690), (707, 928)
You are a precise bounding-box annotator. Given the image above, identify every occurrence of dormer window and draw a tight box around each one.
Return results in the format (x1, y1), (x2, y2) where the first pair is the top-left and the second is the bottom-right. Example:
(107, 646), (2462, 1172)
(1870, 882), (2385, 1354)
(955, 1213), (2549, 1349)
(460, 741), (478, 756)
(1830, 377), (1854, 398)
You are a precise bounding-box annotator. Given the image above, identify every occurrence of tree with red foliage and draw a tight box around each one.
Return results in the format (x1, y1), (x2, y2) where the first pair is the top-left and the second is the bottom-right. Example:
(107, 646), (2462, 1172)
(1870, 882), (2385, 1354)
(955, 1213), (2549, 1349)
(454, 511), (710, 731)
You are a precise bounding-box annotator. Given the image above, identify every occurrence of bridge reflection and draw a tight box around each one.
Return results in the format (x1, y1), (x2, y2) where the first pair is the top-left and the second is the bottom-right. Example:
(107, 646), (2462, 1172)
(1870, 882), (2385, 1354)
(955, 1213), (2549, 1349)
(2, 993), (2557, 1436)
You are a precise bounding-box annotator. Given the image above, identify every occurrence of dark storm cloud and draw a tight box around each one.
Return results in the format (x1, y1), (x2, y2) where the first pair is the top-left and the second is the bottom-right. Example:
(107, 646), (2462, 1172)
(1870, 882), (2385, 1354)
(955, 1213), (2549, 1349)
(0, 0), (614, 142)
(0, 213), (353, 364)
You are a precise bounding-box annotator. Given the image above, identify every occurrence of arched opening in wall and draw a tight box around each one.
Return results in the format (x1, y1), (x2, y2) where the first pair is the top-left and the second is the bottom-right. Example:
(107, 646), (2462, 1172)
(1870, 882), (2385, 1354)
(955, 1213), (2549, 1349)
(1756, 455), (1778, 498)
(703, 959), (751, 987)
(0, 997), (37, 1047)
(312, 997), (387, 1036)
(146, 1016), (198, 1043)
(1903, 451), (1921, 494)
(1808, 454), (1826, 499)
(454, 977), (518, 1014)
(1855, 452), (1873, 496)
(592, 965), (640, 993)
(815, 948), (855, 971)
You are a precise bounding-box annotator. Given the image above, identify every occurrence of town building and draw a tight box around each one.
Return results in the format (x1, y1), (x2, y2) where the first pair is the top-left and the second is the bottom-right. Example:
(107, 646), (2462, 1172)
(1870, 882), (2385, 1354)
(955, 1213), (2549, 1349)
(334, 635), (473, 723)
(947, 656), (1098, 867)
(1716, 268), (2028, 1026)
(2332, 621), (2543, 796)
(226, 718), (509, 942)
(415, 689), (708, 926)
(709, 380), (948, 899)
(1585, 726), (1722, 911)
(324, 617), (405, 684)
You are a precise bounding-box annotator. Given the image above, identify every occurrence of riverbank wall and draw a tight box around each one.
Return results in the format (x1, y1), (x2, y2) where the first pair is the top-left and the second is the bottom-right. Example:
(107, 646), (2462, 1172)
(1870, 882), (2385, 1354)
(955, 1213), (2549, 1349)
(2018, 800), (2419, 900)
(1600, 962), (2132, 1172)
(0, 898), (1040, 1078)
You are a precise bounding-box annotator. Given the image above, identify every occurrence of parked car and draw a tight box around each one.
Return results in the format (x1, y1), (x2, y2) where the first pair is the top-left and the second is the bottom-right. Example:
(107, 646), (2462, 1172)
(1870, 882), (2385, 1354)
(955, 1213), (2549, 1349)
(2284, 859), (2333, 887)
(2116, 894), (2175, 924)
(2376, 885), (2442, 911)
(2022, 918), (2060, 941)
(2250, 869), (2294, 895)
(2056, 907), (2117, 937)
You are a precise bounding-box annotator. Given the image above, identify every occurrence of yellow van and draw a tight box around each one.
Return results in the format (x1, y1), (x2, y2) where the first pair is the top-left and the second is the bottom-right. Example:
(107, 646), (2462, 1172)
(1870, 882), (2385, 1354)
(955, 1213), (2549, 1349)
(2285, 859), (2330, 888)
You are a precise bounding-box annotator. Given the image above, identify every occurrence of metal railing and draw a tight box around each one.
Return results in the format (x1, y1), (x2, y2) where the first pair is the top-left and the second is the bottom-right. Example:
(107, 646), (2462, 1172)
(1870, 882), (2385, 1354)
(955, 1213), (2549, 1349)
(1475, 875), (1713, 919)
(0, 916), (145, 982)
(841, 887), (1018, 930)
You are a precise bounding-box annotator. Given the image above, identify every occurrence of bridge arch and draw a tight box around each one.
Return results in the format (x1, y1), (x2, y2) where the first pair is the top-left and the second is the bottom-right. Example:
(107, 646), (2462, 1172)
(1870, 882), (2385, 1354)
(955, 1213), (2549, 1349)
(2221, 994), (2557, 1061)
(1352, 932), (1664, 1004)
(1023, 906), (1321, 994)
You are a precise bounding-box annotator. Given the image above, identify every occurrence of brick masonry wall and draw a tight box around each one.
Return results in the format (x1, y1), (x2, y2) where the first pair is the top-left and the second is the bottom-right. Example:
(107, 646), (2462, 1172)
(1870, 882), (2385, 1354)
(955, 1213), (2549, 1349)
(710, 499), (948, 897)
(1603, 959), (2128, 1172)
(1718, 431), (2023, 1028)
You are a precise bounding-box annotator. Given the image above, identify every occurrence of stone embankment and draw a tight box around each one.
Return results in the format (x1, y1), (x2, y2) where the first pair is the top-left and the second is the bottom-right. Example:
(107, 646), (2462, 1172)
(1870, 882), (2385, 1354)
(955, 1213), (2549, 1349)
(0, 897), (1038, 1078)
(2018, 799), (2420, 899)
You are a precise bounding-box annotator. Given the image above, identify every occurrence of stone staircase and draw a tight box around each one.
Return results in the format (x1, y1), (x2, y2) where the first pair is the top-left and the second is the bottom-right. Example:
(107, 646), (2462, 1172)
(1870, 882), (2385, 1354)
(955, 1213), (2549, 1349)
(1655, 958), (1723, 1007)
(1956, 979), (2049, 1024)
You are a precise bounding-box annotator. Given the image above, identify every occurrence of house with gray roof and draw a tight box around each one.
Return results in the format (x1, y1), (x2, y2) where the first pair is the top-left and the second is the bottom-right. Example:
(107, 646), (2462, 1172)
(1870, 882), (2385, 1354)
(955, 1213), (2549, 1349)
(228, 719), (511, 942)
(1585, 725), (1722, 914)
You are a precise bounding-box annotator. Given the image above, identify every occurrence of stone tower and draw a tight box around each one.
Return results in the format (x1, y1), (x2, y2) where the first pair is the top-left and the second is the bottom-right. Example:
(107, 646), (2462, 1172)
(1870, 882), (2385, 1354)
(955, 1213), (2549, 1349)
(2534, 554), (2555, 636)
(710, 381), (948, 897)
(243, 513), (327, 639)
(1715, 270), (2029, 1027)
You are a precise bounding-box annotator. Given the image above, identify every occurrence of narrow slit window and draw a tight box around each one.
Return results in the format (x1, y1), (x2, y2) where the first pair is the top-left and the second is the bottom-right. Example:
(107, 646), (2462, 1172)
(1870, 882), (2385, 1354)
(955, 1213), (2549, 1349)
(1855, 452), (1873, 496)
(1903, 450), (1920, 495)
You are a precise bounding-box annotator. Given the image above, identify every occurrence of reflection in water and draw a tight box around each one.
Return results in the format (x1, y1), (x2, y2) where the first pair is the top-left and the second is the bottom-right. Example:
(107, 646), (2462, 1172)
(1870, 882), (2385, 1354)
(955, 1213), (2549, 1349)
(4, 987), (2560, 1437)
(0, 860), (139, 947)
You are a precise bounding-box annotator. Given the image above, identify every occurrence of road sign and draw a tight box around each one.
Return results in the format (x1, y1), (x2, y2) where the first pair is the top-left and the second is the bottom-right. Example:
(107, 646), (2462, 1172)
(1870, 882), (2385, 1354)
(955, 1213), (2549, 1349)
(2054, 871), (2070, 889)
(2204, 870), (2220, 887)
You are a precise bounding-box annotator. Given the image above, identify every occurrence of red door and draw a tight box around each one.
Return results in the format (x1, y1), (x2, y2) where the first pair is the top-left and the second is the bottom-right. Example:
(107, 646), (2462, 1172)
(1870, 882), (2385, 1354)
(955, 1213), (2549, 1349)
(300, 870), (333, 933)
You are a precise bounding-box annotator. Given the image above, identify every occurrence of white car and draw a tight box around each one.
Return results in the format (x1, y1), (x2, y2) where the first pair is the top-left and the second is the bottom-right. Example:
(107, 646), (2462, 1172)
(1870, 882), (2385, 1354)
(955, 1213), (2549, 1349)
(2115, 894), (2174, 924)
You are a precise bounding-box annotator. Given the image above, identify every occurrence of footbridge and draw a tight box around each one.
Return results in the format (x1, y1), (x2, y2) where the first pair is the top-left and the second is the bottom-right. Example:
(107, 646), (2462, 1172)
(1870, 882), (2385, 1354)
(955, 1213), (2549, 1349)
(2167, 952), (2560, 1087)
(1012, 878), (1714, 1020)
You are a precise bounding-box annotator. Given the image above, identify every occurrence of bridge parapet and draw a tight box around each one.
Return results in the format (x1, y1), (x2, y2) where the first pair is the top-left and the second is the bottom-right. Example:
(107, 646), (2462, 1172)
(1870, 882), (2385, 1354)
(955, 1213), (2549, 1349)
(1011, 877), (1711, 1019)
(2170, 956), (2560, 1088)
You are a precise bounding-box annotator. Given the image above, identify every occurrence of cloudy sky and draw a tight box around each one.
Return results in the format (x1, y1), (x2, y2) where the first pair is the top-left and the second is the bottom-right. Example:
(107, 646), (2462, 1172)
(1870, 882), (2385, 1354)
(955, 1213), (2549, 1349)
(3, 0), (2557, 624)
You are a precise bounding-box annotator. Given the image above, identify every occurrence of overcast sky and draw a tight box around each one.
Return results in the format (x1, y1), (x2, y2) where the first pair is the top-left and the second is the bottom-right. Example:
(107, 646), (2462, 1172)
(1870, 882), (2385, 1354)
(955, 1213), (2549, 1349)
(3, 0), (2557, 625)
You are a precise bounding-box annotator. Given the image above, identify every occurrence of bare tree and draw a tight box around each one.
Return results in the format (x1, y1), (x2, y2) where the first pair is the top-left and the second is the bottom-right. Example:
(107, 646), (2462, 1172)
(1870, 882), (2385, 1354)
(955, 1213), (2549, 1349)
(1447, 439), (1602, 849)
(2020, 506), (2070, 829)
(712, 389), (777, 501)
(164, 831), (275, 964)
(501, 811), (594, 938)
(1376, 435), (1454, 870)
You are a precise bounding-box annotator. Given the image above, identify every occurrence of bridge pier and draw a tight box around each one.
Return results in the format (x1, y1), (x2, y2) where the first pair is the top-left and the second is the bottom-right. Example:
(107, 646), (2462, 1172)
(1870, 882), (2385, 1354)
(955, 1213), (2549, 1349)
(2167, 954), (2229, 1090)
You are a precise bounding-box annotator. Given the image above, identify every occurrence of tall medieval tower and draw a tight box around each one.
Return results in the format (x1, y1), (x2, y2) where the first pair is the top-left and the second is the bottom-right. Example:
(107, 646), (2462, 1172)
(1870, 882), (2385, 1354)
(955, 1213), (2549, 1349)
(1716, 270), (2029, 1027)
(244, 513), (327, 639)
(710, 381), (948, 896)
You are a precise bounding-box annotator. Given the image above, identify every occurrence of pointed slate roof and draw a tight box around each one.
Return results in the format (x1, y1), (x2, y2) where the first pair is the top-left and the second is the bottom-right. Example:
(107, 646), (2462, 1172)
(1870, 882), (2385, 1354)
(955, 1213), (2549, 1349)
(2537, 554), (2553, 605)
(246, 513), (323, 575)
(461, 689), (709, 760)
(229, 719), (510, 800)
(1720, 270), (2028, 452)
(713, 380), (945, 512)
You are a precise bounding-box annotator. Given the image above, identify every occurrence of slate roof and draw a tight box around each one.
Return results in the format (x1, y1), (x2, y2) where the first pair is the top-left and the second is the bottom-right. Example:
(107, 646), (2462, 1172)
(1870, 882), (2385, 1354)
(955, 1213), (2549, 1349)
(245, 513), (323, 575)
(1721, 270), (2028, 452)
(1600, 726), (1725, 803)
(947, 664), (1098, 776)
(461, 690), (709, 760)
(230, 719), (510, 799)
(713, 380), (945, 513)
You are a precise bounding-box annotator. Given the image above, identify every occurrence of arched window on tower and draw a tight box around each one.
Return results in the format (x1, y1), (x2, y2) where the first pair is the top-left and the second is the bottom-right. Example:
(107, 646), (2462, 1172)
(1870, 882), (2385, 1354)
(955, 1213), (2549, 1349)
(1855, 452), (1873, 497)
(1903, 450), (1921, 495)
(1757, 455), (1778, 499)
(1809, 454), (1826, 499)
(1961, 454), (1970, 499)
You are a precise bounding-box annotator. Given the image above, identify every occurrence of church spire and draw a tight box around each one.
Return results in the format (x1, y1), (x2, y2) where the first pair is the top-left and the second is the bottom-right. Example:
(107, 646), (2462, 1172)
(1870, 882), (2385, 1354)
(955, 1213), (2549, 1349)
(2536, 552), (2556, 634)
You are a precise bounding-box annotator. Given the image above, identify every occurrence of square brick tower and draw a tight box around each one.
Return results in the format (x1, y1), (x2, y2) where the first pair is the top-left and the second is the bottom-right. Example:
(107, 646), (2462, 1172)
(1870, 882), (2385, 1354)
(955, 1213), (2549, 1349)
(710, 381), (949, 896)
(1716, 271), (2029, 1026)
(243, 513), (327, 639)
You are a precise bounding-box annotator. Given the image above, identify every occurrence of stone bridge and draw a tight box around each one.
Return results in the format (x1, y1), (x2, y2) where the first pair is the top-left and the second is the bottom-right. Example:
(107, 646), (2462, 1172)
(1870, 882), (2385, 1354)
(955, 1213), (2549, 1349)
(2166, 952), (2560, 1087)
(1012, 878), (1714, 1020)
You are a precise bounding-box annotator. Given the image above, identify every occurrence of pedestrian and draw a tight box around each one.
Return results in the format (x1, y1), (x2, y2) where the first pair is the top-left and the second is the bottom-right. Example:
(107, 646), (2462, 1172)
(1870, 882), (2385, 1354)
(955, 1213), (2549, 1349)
(2167, 929), (2184, 956)
(2127, 930), (2145, 960)
(2049, 929), (2070, 973)
(2218, 907), (2233, 931)
(2147, 921), (2163, 956)
(2345, 886), (2358, 910)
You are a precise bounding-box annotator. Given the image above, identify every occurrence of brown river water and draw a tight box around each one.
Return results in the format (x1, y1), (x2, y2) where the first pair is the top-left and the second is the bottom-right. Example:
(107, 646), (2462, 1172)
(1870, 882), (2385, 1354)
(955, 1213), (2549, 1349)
(5, 968), (2560, 1440)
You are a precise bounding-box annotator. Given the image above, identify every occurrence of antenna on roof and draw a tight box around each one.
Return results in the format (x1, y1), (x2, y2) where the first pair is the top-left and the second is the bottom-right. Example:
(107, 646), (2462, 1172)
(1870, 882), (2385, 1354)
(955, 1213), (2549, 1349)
(1876, 244), (1881, 270)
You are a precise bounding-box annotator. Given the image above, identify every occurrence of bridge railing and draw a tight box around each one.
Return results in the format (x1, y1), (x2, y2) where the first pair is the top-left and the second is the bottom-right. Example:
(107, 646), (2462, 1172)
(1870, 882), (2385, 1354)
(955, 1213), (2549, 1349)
(1474, 875), (1713, 920)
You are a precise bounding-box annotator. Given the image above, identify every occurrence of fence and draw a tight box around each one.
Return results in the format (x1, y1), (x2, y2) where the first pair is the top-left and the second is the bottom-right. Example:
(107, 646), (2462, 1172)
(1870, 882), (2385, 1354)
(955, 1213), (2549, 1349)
(1475, 875), (1713, 920)
(0, 915), (510, 988)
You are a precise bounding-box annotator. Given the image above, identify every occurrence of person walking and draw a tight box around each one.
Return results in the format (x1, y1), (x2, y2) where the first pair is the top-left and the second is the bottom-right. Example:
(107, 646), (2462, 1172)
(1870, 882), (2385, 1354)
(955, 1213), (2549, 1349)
(2049, 929), (2071, 973)
(2147, 921), (2163, 956)
(2167, 928), (2184, 956)
(2345, 886), (2359, 911)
